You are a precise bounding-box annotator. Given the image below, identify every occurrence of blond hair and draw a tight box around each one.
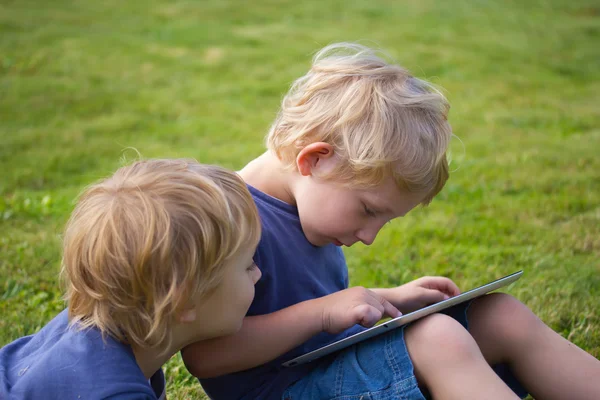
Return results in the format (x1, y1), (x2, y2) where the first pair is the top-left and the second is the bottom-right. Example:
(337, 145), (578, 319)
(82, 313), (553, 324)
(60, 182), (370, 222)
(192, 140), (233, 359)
(61, 159), (260, 348)
(267, 42), (451, 204)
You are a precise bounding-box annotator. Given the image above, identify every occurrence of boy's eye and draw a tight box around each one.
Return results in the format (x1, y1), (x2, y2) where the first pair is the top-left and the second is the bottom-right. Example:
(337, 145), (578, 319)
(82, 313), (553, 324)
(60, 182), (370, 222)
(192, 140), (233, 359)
(363, 204), (377, 217)
(246, 263), (257, 272)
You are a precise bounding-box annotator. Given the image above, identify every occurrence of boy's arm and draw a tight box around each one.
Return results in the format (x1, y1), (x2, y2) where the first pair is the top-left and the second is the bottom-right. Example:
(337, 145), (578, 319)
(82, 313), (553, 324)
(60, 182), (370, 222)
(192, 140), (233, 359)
(182, 300), (321, 379)
(182, 287), (400, 378)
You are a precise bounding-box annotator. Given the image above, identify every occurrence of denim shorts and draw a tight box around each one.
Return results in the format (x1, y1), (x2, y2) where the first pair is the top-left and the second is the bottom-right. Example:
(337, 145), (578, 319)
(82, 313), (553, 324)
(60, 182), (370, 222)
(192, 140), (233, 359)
(282, 301), (528, 400)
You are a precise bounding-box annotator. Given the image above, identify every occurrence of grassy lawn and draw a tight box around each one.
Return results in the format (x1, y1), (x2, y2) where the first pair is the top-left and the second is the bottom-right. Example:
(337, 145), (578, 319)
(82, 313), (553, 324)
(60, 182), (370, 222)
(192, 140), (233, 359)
(1, 0), (599, 398)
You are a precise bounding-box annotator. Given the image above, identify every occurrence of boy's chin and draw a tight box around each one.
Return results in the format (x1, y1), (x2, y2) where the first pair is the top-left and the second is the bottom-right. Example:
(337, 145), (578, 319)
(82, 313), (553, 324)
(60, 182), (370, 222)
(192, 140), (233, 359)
(307, 235), (342, 247)
(216, 320), (245, 338)
(306, 235), (331, 247)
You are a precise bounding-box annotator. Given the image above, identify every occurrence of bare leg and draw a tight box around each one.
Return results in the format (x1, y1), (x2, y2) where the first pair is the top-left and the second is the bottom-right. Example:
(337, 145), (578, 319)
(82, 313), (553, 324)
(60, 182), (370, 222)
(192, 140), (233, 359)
(468, 293), (600, 400)
(405, 313), (519, 400)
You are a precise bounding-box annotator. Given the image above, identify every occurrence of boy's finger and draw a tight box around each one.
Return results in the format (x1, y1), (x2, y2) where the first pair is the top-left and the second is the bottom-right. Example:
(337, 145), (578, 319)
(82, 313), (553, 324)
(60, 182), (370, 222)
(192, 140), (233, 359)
(354, 304), (382, 328)
(381, 297), (402, 318)
(363, 305), (384, 327)
(423, 288), (449, 305)
(368, 291), (401, 319)
(435, 277), (461, 296)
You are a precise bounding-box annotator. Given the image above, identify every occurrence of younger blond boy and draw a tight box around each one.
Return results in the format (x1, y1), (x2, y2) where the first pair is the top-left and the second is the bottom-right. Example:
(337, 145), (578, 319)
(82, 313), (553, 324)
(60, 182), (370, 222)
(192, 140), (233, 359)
(183, 43), (600, 400)
(0, 159), (262, 399)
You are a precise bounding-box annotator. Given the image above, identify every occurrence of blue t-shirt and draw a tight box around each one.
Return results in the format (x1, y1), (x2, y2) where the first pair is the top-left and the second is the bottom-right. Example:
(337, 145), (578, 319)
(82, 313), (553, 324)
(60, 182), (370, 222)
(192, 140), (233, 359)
(0, 309), (162, 400)
(200, 185), (364, 400)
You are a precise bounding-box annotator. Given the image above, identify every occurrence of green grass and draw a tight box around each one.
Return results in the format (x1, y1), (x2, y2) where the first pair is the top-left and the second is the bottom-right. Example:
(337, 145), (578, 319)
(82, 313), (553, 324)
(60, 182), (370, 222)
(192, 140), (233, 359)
(1, 0), (599, 398)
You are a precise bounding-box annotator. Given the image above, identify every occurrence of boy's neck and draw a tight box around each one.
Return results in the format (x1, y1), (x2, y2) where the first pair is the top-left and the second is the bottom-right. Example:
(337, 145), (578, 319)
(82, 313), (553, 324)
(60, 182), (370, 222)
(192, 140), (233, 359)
(130, 324), (209, 379)
(131, 344), (171, 380)
(238, 151), (297, 205)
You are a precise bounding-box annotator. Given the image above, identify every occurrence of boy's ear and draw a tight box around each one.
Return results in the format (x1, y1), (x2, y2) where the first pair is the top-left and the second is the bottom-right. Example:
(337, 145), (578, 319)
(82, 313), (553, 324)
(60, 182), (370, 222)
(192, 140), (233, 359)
(296, 142), (335, 176)
(178, 308), (197, 324)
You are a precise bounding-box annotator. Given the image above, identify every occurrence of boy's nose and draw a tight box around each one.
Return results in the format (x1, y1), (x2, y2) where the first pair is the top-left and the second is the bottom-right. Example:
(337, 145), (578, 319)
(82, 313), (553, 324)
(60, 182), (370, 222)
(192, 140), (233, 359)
(356, 229), (378, 246)
(356, 219), (388, 246)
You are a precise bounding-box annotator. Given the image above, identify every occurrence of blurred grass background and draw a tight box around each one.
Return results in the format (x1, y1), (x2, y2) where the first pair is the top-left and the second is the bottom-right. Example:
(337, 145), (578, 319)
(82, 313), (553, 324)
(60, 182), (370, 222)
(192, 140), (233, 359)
(1, 0), (599, 398)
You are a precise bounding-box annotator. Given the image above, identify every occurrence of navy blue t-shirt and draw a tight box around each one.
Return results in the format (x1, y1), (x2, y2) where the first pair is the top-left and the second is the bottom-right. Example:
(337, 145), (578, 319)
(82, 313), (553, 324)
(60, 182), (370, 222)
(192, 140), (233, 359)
(0, 309), (162, 400)
(200, 185), (364, 400)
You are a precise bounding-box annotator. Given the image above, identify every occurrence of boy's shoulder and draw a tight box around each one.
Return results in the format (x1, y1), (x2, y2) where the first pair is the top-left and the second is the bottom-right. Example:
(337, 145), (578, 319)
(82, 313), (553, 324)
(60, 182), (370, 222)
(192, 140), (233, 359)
(247, 184), (307, 250)
(247, 184), (300, 222)
(0, 309), (156, 399)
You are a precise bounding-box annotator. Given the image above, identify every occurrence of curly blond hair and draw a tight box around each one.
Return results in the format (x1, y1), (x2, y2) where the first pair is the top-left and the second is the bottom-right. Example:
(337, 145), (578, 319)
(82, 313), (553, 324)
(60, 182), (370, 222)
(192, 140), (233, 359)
(61, 159), (260, 348)
(267, 42), (451, 204)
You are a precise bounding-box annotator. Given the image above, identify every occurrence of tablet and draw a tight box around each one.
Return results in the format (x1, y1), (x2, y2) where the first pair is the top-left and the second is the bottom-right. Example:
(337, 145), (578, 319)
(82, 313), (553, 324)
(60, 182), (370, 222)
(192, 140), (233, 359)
(282, 270), (523, 367)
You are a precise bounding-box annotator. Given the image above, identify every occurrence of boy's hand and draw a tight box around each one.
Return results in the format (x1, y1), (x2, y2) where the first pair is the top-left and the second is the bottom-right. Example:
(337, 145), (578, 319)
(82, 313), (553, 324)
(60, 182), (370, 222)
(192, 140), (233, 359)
(372, 277), (461, 314)
(317, 287), (402, 334)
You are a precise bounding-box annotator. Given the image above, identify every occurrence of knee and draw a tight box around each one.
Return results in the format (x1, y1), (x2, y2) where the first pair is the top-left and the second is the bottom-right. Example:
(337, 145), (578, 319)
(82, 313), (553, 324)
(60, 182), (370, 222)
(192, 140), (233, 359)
(405, 313), (480, 366)
(470, 292), (543, 347)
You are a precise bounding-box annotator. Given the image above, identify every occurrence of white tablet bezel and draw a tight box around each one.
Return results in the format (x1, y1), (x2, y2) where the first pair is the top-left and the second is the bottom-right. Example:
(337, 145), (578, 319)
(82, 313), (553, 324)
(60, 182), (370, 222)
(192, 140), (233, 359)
(282, 270), (523, 367)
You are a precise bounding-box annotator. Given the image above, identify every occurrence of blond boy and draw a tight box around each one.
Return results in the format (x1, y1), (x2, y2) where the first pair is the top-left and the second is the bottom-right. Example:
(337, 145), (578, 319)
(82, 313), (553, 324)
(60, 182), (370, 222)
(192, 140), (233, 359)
(0, 159), (262, 399)
(183, 43), (600, 400)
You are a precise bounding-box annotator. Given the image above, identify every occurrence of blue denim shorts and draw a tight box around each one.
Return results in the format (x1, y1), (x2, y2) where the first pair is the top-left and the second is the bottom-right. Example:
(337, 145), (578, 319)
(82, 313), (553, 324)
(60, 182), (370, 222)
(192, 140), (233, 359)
(282, 301), (528, 400)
